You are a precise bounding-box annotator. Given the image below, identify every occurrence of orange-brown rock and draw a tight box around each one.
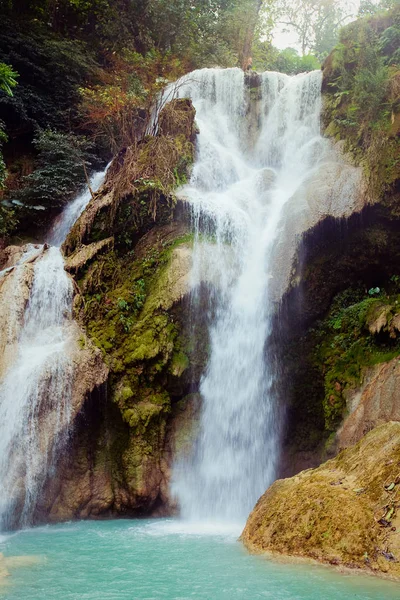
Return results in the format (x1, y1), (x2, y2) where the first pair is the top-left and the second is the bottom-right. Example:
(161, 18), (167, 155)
(338, 358), (400, 448)
(241, 422), (400, 580)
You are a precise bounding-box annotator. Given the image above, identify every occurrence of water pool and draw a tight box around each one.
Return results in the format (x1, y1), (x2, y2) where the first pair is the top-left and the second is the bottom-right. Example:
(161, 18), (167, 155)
(0, 520), (398, 599)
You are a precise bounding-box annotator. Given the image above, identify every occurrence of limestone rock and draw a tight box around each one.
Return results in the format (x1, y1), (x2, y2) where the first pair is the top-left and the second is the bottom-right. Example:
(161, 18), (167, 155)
(0, 244), (45, 378)
(68, 324), (109, 419)
(160, 393), (201, 511)
(64, 237), (114, 274)
(367, 304), (392, 335)
(63, 189), (115, 256)
(268, 140), (366, 302)
(0, 553), (9, 581)
(241, 422), (400, 579)
(146, 243), (192, 312)
(0, 552), (42, 583)
(338, 358), (400, 448)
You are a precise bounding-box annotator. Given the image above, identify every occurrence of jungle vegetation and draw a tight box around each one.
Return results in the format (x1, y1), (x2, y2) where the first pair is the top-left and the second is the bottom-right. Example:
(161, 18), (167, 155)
(0, 0), (398, 239)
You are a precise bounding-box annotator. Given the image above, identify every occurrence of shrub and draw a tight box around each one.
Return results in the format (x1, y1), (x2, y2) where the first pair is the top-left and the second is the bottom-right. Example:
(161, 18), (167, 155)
(15, 129), (100, 211)
(0, 62), (18, 96)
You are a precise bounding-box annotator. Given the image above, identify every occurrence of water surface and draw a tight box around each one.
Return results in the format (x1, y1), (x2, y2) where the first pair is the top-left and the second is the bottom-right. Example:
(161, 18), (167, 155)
(1, 519), (398, 599)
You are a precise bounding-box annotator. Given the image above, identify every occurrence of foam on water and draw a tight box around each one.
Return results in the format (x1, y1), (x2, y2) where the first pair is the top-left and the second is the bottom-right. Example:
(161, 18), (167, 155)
(134, 519), (242, 539)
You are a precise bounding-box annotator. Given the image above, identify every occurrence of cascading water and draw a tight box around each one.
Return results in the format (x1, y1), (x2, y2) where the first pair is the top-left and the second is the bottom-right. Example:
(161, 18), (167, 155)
(172, 68), (356, 524)
(0, 171), (105, 529)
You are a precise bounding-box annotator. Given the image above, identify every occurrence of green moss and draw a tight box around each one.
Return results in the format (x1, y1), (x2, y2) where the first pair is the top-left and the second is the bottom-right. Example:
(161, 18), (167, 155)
(322, 6), (400, 201)
(169, 351), (189, 377)
(313, 287), (400, 430)
(79, 226), (196, 494)
(122, 397), (169, 431)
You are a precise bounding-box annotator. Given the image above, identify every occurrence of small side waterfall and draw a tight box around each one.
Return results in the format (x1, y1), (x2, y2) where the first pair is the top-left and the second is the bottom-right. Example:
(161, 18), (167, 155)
(0, 172), (105, 529)
(172, 68), (360, 524)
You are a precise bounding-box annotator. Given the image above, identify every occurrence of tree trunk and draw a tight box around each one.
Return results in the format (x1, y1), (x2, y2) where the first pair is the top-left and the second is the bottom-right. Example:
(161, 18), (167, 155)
(240, 0), (263, 71)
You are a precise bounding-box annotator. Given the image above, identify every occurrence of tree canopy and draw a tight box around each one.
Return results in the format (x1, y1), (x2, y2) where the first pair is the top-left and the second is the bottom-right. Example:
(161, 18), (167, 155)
(275, 0), (354, 59)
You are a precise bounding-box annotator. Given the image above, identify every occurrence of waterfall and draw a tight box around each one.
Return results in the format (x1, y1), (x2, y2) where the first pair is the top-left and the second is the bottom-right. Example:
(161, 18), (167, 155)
(172, 68), (358, 524)
(0, 172), (105, 530)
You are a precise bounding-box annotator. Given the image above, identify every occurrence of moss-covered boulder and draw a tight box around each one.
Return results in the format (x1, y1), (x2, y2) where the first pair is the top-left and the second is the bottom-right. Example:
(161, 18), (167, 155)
(242, 422), (400, 579)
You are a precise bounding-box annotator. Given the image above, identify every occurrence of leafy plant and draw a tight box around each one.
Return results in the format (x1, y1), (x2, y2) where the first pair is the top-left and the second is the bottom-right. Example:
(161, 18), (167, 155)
(368, 287), (381, 296)
(16, 129), (100, 211)
(131, 278), (146, 313)
(0, 62), (18, 96)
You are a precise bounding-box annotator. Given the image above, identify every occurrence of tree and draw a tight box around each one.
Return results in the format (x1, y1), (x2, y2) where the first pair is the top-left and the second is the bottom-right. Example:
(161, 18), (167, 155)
(17, 129), (99, 210)
(358, 0), (399, 17)
(238, 0), (264, 70)
(276, 0), (353, 58)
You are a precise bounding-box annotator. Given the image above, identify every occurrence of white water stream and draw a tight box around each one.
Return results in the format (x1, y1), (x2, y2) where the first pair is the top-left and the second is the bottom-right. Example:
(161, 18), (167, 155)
(0, 172), (105, 529)
(172, 68), (360, 524)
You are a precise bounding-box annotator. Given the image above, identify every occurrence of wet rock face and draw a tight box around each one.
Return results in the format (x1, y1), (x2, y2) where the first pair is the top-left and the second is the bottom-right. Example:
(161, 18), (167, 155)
(273, 201), (400, 477)
(63, 98), (196, 258)
(0, 257), (34, 379)
(35, 226), (200, 522)
(338, 358), (400, 448)
(37, 390), (201, 522)
(242, 422), (400, 579)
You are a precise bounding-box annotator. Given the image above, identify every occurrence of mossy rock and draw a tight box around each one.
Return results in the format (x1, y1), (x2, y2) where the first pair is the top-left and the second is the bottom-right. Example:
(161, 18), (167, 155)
(242, 422), (400, 579)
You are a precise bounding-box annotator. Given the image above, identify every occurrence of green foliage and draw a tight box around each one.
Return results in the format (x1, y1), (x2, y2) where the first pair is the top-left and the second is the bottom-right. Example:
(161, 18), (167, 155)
(0, 20), (98, 138)
(0, 119), (17, 237)
(358, 0), (399, 17)
(380, 24), (400, 52)
(116, 278), (147, 332)
(353, 60), (389, 120)
(253, 43), (320, 74)
(0, 121), (8, 191)
(313, 287), (400, 431)
(323, 7), (400, 200)
(276, 48), (320, 74)
(0, 203), (17, 238)
(146, 0), (256, 67)
(16, 129), (99, 211)
(0, 63), (19, 97)
(276, 0), (351, 59)
(0, 62), (19, 236)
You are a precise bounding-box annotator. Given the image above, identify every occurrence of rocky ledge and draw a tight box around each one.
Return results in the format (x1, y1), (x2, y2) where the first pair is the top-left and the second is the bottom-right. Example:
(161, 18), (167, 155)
(241, 422), (400, 580)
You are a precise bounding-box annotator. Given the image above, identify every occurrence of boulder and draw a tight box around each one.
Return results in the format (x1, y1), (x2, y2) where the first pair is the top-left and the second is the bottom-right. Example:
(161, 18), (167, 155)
(241, 422), (400, 579)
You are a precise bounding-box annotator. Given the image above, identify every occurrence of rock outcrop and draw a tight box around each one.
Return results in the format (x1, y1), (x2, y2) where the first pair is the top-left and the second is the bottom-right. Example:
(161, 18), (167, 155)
(37, 225), (200, 520)
(275, 5), (400, 474)
(0, 244), (47, 378)
(242, 422), (400, 579)
(0, 242), (109, 527)
(338, 358), (400, 448)
(33, 97), (206, 521)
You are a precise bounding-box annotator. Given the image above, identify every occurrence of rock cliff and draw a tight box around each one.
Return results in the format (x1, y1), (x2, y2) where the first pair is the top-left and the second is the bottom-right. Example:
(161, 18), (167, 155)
(274, 5), (400, 477)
